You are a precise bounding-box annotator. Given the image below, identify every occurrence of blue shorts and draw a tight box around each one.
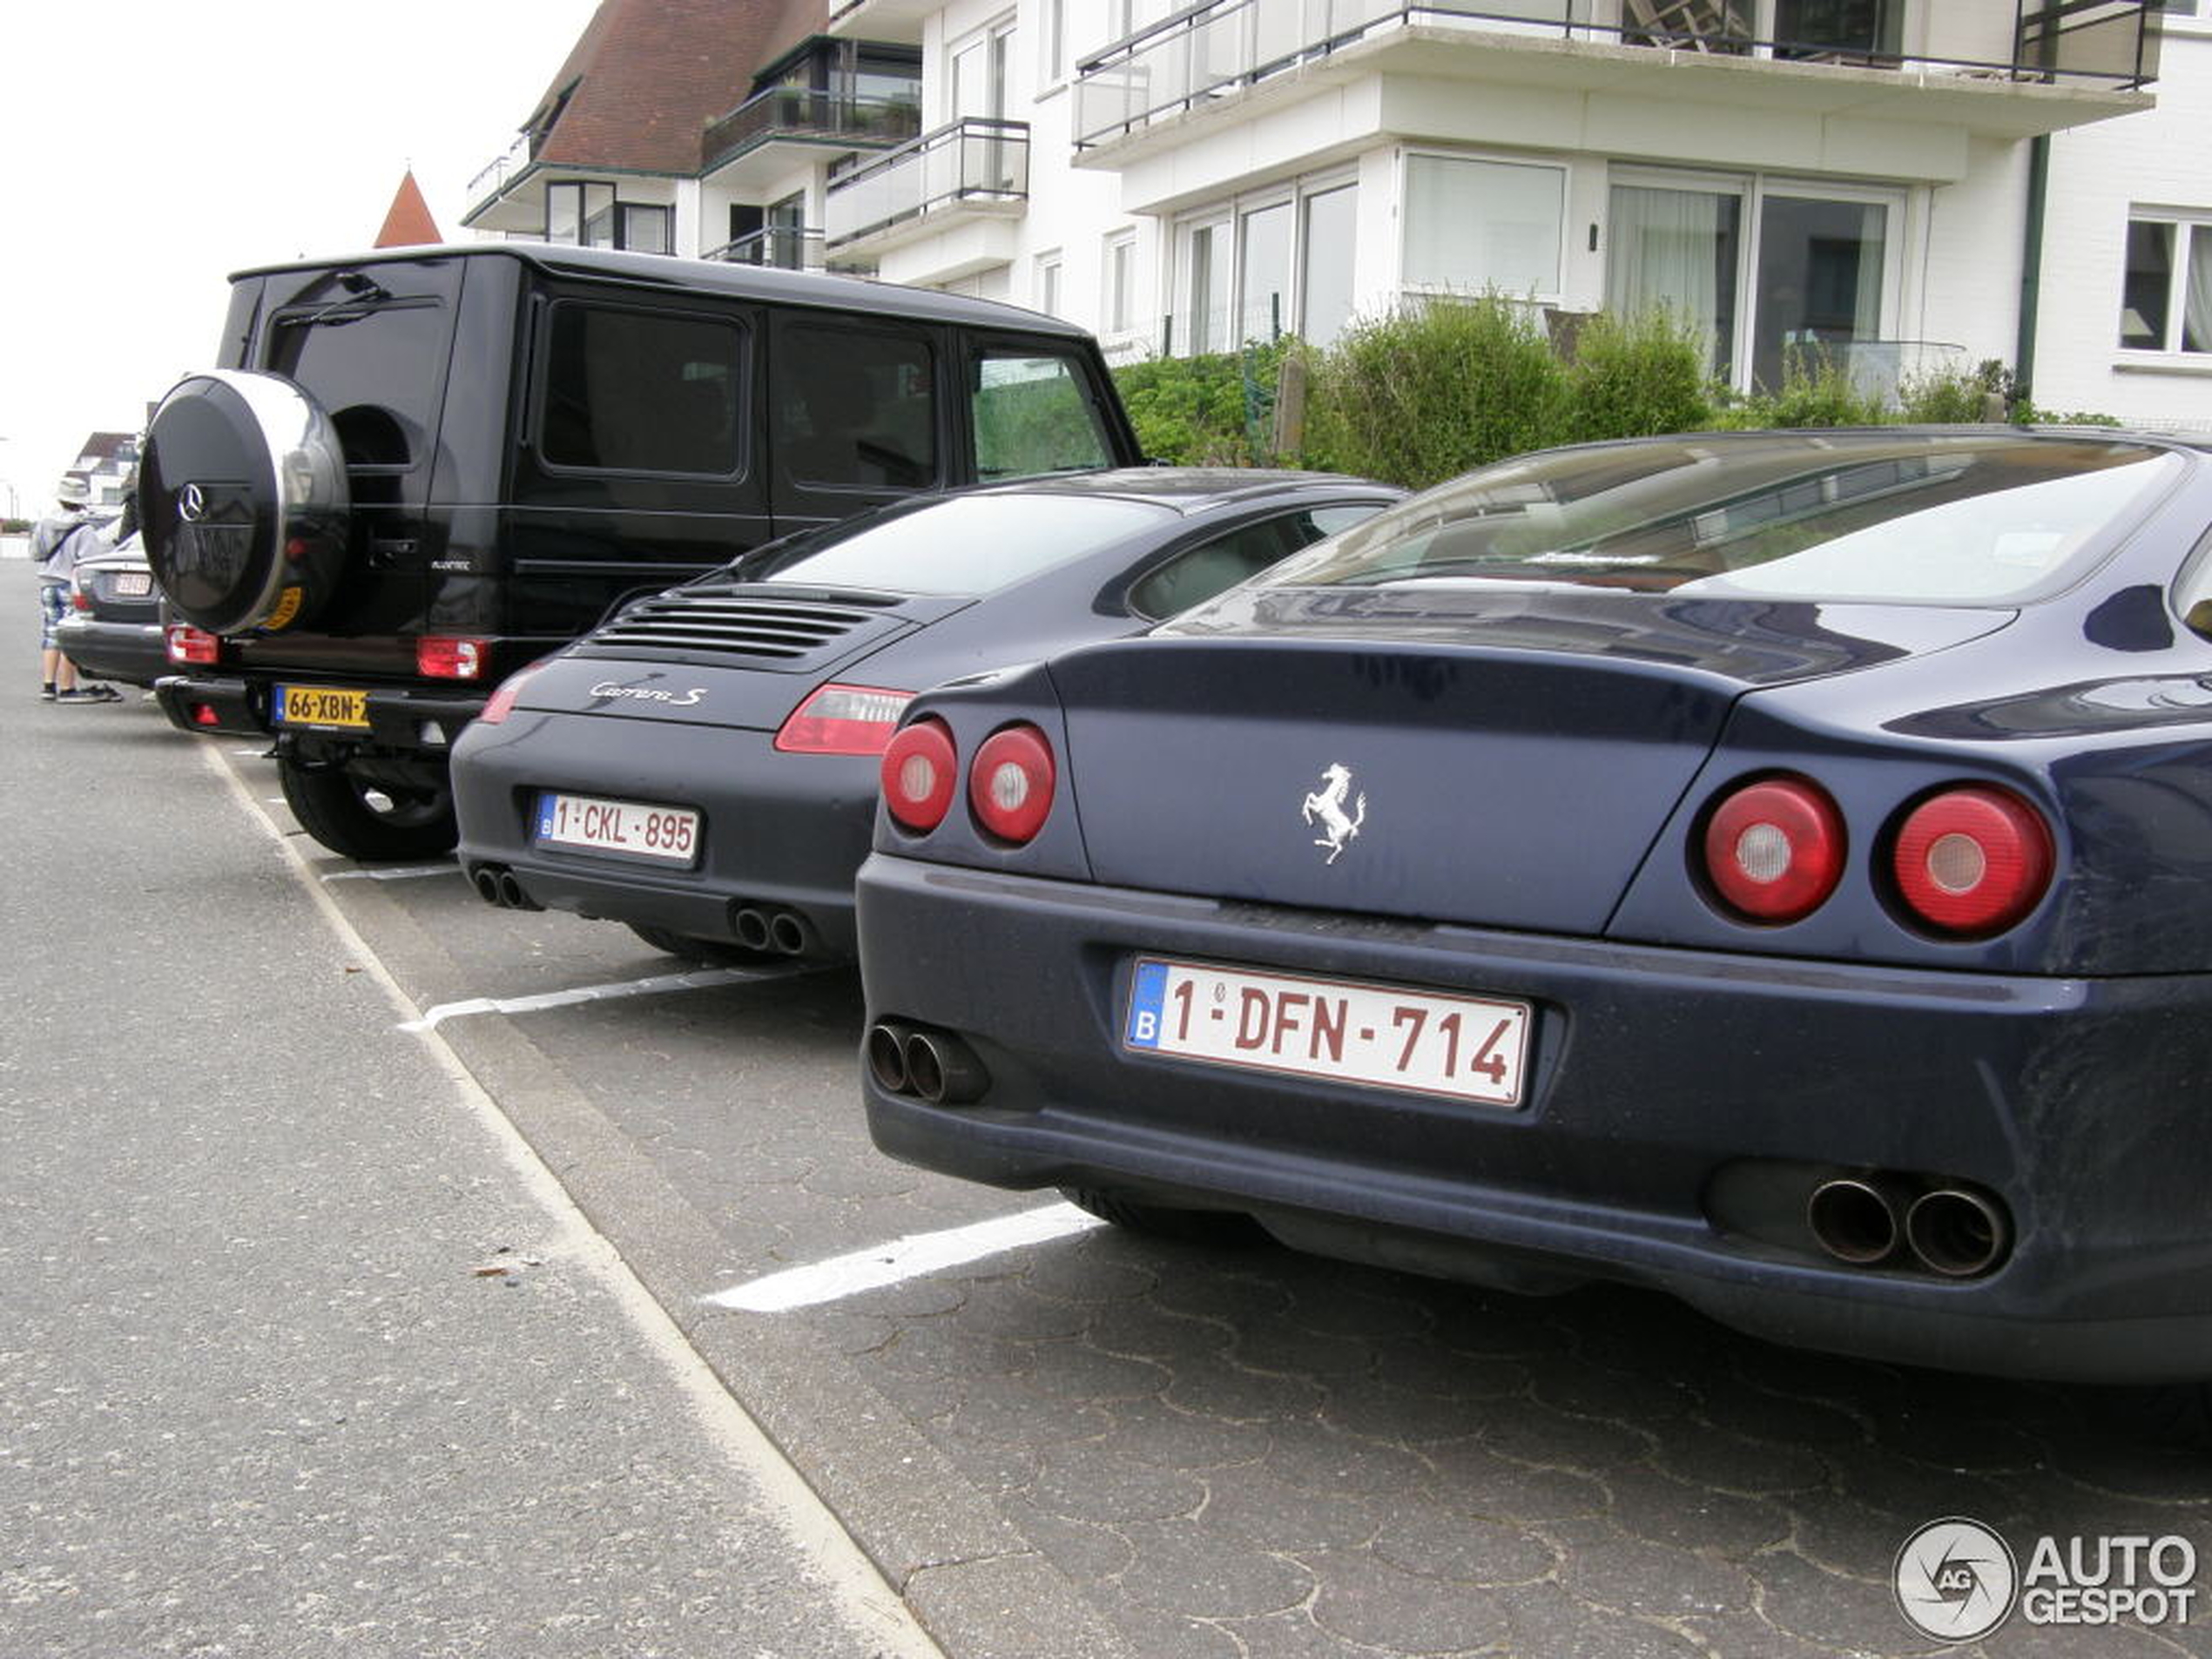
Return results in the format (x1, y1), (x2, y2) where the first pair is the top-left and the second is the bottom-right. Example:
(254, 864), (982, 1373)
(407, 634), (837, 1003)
(37, 580), (67, 650)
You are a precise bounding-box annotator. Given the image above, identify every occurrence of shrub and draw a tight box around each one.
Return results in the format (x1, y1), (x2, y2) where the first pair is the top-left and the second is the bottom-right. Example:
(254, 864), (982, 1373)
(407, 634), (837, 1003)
(1301, 293), (1569, 488)
(1561, 309), (1717, 442)
(1113, 340), (1295, 467)
(1897, 364), (1995, 424)
(1713, 346), (1892, 429)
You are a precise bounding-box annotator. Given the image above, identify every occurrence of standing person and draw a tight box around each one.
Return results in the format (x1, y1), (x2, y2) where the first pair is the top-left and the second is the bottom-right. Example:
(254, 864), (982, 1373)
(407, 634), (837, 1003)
(31, 478), (119, 704)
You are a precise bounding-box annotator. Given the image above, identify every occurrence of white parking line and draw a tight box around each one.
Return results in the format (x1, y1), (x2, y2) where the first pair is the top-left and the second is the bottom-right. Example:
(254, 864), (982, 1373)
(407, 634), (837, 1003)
(321, 864), (458, 883)
(399, 968), (757, 1032)
(704, 1202), (1106, 1312)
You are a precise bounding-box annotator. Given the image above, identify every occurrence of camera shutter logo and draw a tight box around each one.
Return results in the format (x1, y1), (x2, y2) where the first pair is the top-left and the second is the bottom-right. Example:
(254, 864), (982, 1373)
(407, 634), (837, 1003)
(1895, 1517), (2020, 1642)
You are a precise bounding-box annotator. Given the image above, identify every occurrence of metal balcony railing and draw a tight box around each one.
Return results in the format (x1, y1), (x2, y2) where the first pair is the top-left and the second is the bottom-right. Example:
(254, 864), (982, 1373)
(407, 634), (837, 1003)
(1073, 0), (2159, 148)
(467, 132), (534, 205)
(701, 87), (922, 172)
(824, 118), (1030, 247)
(703, 226), (828, 270)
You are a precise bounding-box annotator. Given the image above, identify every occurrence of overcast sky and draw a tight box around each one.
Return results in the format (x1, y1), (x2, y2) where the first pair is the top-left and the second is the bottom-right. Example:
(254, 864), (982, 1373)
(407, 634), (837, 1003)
(0, 0), (604, 519)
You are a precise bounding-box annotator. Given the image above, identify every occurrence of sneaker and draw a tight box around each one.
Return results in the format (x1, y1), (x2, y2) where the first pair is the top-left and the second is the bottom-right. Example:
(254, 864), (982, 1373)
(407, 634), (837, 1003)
(39, 685), (56, 702)
(55, 687), (108, 704)
(85, 684), (123, 702)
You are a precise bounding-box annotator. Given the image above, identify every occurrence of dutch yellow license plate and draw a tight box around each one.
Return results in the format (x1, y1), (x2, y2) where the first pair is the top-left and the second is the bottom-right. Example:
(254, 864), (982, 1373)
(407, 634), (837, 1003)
(273, 684), (371, 730)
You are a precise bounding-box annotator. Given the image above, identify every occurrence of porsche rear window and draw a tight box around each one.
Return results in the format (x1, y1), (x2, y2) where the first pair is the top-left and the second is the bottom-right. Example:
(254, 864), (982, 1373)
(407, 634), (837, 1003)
(750, 493), (1169, 595)
(1262, 435), (2182, 606)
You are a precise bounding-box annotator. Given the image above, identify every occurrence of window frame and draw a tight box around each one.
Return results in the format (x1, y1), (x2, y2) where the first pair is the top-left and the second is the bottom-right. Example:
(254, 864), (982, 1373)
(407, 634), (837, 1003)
(1170, 168), (1359, 355)
(2119, 211), (2212, 360)
(1400, 149), (1570, 306)
(534, 299), (752, 482)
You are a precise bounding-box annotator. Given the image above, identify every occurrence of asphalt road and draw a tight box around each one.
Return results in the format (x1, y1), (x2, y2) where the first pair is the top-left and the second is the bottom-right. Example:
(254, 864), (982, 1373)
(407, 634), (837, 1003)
(8, 560), (2212, 1658)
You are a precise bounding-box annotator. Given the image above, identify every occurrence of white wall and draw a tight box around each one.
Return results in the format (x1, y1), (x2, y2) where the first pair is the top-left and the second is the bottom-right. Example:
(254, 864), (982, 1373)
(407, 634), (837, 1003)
(2035, 16), (2212, 428)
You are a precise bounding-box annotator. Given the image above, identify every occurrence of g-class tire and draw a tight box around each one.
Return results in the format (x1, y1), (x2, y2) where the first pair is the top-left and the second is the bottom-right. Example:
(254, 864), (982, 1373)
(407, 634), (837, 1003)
(139, 370), (350, 636)
(279, 757), (456, 861)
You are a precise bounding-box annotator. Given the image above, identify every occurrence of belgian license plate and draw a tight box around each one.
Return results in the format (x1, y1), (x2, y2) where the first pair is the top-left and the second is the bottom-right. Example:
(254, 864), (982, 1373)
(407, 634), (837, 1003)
(534, 792), (700, 866)
(273, 684), (371, 730)
(1124, 958), (1529, 1107)
(112, 571), (152, 597)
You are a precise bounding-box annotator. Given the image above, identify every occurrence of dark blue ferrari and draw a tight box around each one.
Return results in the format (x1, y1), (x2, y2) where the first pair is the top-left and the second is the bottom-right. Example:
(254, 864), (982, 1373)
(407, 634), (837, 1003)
(857, 427), (2212, 1386)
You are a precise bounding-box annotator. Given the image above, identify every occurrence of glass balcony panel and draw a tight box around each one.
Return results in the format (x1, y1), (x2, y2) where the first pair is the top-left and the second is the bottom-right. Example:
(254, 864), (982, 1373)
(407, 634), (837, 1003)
(825, 119), (1031, 246)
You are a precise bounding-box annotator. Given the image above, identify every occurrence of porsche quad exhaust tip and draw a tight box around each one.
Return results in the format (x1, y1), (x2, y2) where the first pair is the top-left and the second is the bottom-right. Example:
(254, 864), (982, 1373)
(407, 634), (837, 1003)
(468, 863), (541, 911)
(1905, 1187), (2011, 1278)
(1805, 1173), (2010, 1278)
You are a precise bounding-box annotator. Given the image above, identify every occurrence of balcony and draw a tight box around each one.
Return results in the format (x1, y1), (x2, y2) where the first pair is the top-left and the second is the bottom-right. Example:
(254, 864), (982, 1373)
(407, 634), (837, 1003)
(824, 118), (1031, 257)
(1074, 0), (2159, 165)
(700, 86), (922, 193)
(704, 226), (828, 270)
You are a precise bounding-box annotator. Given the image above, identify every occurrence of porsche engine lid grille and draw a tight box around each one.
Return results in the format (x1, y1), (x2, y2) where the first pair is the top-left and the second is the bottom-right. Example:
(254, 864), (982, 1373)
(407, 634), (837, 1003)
(590, 586), (906, 665)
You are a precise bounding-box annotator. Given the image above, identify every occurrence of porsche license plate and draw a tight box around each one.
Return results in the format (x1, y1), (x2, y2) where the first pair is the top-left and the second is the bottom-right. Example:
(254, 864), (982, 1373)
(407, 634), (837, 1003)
(273, 684), (371, 730)
(1124, 958), (1528, 1107)
(534, 792), (700, 866)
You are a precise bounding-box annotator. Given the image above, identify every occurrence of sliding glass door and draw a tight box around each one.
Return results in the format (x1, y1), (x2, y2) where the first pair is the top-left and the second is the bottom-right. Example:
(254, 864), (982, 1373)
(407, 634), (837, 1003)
(1607, 170), (1899, 393)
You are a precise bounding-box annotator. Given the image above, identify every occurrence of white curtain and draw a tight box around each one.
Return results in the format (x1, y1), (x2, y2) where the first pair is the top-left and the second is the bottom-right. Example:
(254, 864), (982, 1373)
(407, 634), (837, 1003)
(2187, 227), (2212, 354)
(1608, 185), (1734, 370)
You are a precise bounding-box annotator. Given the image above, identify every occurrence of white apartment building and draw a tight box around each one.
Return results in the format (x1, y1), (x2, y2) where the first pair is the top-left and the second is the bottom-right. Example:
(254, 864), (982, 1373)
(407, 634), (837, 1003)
(464, 1), (2207, 424)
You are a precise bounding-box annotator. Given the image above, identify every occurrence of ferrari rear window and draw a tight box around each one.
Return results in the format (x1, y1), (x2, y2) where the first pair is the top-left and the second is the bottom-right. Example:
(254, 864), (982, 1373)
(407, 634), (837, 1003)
(1263, 434), (2182, 606)
(748, 492), (1170, 595)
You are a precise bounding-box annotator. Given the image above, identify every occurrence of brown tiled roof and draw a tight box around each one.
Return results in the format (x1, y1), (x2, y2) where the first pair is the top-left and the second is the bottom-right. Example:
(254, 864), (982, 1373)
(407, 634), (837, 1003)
(529, 0), (800, 175)
(75, 432), (137, 465)
(374, 171), (442, 247)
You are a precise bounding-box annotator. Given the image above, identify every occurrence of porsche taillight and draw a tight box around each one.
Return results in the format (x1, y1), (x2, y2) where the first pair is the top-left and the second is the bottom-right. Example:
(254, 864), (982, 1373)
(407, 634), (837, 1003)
(477, 665), (540, 726)
(969, 725), (1055, 845)
(1889, 785), (2054, 938)
(881, 718), (957, 833)
(1700, 776), (1846, 924)
(776, 685), (914, 755)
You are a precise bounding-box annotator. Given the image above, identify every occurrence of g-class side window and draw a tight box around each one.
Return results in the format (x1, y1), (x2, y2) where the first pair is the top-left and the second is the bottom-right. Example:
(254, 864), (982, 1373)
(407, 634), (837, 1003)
(774, 327), (938, 489)
(542, 304), (746, 476)
(970, 349), (1115, 481)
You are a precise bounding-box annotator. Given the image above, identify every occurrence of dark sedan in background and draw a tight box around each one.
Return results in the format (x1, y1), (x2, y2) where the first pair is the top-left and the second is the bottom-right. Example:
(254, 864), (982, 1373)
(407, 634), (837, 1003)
(57, 529), (165, 689)
(451, 469), (1399, 964)
(858, 427), (2212, 1393)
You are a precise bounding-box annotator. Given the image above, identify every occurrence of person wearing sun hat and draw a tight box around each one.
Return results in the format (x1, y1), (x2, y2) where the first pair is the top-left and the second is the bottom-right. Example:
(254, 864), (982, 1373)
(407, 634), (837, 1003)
(31, 477), (119, 704)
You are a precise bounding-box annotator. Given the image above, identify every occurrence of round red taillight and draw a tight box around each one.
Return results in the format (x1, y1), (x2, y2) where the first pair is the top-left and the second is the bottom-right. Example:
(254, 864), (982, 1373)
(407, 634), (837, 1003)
(1701, 776), (1846, 924)
(968, 725), (1055, 845)
(880, 718), (957, 833)
(1890, 786), (2053, 938)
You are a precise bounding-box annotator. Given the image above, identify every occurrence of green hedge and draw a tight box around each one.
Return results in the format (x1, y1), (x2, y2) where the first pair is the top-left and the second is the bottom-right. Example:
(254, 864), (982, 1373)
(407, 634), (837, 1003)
(1112, 298), (2114, 491)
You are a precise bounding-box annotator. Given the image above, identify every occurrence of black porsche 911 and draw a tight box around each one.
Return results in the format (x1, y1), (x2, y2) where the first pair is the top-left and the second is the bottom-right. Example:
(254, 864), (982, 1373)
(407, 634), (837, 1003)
(856, 426), (2212, 1390)
(449, 469), (1399, 963)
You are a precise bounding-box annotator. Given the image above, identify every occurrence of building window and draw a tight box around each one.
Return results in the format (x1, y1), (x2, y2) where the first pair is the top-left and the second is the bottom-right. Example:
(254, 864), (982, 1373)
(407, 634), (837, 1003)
(1403, 155), (1566, 300)
(1175, 176), (1359, 354)
(547, 182), (669, 253)
(1103, 231), (1136, 337)
(1605, 169), (1901, 392)
(2121, 217), (2212, 353)
(949, 15), (1017, 120)
(1035, 250), (1063, 316)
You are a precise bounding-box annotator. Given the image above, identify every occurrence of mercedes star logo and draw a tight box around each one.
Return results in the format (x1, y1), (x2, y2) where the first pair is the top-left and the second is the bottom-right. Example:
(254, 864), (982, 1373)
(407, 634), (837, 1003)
(177, 483), (206, 523)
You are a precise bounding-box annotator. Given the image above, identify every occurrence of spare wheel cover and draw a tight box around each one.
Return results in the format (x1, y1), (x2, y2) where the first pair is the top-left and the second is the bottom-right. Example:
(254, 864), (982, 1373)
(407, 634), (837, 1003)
(139, 369), (349, 636)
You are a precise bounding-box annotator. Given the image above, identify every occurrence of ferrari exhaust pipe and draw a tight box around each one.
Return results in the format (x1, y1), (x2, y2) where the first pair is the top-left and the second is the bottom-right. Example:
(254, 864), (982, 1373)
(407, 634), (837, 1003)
(901, 1028), (989, 1105)
(866, 1022), (913, 1094)
(496, 871), (539, 911)
(1806, 1176), (1904, 1265)
(1905, 1187), (2010, 1278)
(470, 866), (504, 906)
(732, 907), (772, 951)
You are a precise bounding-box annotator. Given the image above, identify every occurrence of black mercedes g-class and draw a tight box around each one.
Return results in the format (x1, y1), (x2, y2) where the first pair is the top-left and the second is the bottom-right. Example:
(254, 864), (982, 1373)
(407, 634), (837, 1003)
(140, 243), (1141, 859)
